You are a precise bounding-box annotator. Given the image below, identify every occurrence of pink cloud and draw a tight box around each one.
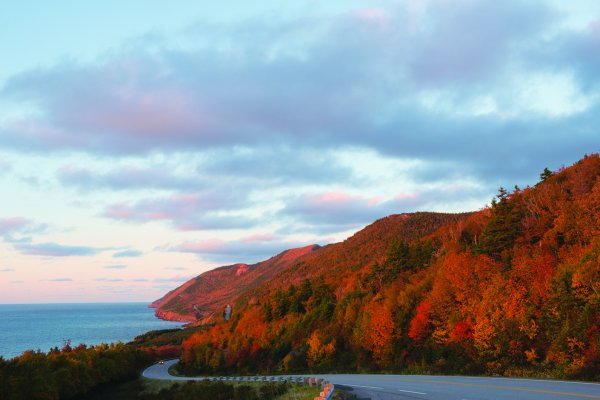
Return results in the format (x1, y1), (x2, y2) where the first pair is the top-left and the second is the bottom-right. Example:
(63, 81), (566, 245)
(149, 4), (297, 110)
(103, 192), (255, 230)
(0, 217), (33, 236)
(281, 190), (432, 231)
(154, 275), (195, 283)
(367, 196), (383, 205)
(240, 233), (277, 243)
(175, 239), (225, 253)
(309, 192), (385, 208)
(104, 205), (134, 219)
(394, 192), (418, 200)
(170, 238), (309, 263)
(92, 88), (199, 134)
(300, 192), (386, 211)
(312, 191), (353, 205)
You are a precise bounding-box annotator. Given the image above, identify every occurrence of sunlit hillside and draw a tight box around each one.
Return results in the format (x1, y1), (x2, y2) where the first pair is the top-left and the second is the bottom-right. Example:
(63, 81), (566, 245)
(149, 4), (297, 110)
(164, 154), (599, 380)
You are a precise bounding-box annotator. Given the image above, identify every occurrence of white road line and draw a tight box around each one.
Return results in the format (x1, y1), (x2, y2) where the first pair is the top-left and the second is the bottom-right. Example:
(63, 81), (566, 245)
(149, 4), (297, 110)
(497, 378), (600, 386)
(452, 376), (600, 386)
(398, 389), (427, 395)
(350, 384), (384, 389)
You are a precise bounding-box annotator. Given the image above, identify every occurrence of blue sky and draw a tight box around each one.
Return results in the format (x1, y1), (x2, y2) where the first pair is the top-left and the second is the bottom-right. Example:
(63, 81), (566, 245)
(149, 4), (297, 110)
(0, 0), (598, 303)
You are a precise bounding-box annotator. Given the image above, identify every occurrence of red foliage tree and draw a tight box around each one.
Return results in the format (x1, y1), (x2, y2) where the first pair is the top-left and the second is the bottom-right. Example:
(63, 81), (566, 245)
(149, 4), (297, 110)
(409, 301), (432, 345)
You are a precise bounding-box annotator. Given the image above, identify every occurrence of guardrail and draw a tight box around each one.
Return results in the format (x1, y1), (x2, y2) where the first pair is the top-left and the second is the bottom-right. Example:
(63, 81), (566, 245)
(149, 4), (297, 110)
(150, 361), (335, 399)
(194, 375), (334, 399)
(318, 382), (335, 400)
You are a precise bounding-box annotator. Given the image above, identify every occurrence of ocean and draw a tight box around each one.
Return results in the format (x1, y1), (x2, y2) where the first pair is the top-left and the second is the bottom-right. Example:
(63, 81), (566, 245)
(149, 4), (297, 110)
(0, 303), (183, 359)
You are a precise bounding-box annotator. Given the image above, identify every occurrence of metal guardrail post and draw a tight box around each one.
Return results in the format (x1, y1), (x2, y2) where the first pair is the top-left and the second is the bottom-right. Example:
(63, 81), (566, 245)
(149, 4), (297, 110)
(310, 379), (334, 400)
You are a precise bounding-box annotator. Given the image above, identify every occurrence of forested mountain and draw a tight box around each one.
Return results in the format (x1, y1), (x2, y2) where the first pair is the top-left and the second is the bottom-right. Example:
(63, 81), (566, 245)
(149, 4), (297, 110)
(160, 154), (600, 379)
(152, 213), (466, 322)
(151, 244), (322, 322)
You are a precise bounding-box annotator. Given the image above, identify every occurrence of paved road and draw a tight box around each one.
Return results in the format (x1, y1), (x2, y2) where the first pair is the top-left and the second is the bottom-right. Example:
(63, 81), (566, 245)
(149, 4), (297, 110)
(144, 359), (203, 381)
(143, 360), (600, 400)
(317, 374), (600, 400)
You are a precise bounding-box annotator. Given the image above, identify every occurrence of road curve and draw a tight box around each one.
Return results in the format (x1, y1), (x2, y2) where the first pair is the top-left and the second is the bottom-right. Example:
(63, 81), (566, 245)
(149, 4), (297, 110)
(143, 360), (600, 400)
(143, 359), (197, 380)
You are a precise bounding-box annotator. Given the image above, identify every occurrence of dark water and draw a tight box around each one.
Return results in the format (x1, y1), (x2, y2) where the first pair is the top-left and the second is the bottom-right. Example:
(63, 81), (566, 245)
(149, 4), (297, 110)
(0, 303), (183, 359)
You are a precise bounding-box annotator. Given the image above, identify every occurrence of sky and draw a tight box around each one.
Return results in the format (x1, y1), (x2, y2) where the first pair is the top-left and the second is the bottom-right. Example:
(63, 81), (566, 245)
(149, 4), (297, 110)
(0, 0), (599, 303)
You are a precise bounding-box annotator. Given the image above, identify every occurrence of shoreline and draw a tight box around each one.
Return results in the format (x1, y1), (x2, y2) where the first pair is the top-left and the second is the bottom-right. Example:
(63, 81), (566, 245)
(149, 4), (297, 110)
(0, 303), (183, 360)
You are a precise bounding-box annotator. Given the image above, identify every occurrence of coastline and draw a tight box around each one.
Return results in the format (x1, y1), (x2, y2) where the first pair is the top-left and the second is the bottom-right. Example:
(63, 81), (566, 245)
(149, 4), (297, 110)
(0, 302), (183, 359)
(152, 307), (197, 324)
(149, 302), (198, 325)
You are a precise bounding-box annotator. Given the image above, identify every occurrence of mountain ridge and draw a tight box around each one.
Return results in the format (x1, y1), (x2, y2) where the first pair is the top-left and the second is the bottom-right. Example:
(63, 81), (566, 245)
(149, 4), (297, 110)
(152, 211), (471, 323)
(168, 153), (599, 379)
(151, 244), (322, 323)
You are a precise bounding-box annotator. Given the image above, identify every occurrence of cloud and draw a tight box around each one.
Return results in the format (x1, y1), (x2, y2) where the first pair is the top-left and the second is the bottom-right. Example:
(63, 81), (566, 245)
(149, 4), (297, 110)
(1, 0), (593, 187)
(0, 1), (597, 289)
(407, 1), (554, 85)
(0, 268), (15, 272)
(203, 146), (355, 185)
(14, 242), (105, 257)
(0, 157), (11, 175)
(0, 217), (51, 245)
(55, 146), (356, 193)
(536, 19), (600, 91)
(170, 237), (310, 263)
(153, 284), (179, 290)
(10, 280), (24, 284)
(96, 285), (134, 294)
(279, 186), (488, 233)
(104, 192), (257, 230)
(131, 278), (149, 282)
(0, 217), (33, 237)
(153, 276), (194, 283)
(103, 265), (127, 269)
(113, 249), (143, 258)
(44, 278), (73, 282)
(279, 191), (413, 232)
(57, 164), (206, 191)
(95, 278), (124, 282)
(164, 266), (188, 271)
(240, 233), (278, 243)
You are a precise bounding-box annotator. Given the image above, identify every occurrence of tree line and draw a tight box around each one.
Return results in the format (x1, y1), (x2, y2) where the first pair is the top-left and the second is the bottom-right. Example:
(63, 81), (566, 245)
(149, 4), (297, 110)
(179, 155), (600, 380)
(0, 342), (153, 400)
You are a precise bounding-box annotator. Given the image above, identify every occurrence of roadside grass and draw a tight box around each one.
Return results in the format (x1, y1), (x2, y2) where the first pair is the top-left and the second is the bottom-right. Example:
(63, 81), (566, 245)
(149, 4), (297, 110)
(142, 378), (320, 399)
(276, 384), (320, 400)
(85, 376), (321, 400)
(140, 378), (174, 393)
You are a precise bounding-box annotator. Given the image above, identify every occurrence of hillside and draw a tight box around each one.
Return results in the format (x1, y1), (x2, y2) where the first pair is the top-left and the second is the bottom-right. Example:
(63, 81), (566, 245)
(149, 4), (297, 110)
(150, 244), (321, 323)
(152, 212), (467, 323)
(164, 154), (599, 380)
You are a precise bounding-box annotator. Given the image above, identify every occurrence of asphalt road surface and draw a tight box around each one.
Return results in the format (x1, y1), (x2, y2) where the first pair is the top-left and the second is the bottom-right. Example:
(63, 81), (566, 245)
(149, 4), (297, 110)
(143, 360), (600, 400)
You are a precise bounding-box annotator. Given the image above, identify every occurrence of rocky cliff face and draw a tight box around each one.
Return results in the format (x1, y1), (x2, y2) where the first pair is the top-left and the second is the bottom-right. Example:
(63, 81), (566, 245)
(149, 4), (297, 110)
(151, 244), (321, 323)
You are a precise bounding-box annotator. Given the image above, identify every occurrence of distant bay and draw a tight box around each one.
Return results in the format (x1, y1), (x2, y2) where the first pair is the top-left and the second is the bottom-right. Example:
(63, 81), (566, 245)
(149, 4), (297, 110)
(0, 303), (183, 359)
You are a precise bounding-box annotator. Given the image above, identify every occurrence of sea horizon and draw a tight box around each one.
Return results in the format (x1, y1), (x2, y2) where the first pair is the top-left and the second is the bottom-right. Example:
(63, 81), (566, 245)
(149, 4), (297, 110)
(0, 302), (183, 359)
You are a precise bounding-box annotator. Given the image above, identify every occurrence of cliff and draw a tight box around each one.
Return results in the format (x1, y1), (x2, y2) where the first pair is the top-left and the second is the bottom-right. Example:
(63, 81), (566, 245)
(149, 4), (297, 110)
(151, 244), (321, 323)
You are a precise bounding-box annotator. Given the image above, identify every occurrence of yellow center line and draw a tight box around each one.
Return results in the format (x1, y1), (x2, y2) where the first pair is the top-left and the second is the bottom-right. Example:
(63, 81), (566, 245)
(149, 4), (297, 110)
(379, 378), (600, 399)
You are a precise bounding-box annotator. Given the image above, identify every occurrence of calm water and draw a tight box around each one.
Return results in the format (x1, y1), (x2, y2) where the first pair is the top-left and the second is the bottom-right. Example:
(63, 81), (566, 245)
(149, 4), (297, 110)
(0, 303), (183, 359)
